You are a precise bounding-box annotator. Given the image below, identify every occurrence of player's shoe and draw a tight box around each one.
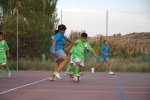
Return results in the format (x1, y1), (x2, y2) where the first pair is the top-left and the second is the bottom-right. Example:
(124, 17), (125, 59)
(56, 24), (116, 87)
(65, 72), (72, 76)
(0, 76), (2, 79)
(49, 77), (56, 81)
(8, 72), (11, 78)
(54, 72), (61, 79)
(79, 72), (84, 76)
(109, 71), (115, 75)
(69, 73), (74, 78)
(91, 68), (95, 73)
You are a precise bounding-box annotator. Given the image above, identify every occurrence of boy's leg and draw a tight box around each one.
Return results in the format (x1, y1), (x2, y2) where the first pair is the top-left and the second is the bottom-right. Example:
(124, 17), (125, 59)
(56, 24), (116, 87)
(66, 55), (73, 73)
(105, 59), (114, 75)
(2, 64), (11, 78)
(95, 61), (103, 69)
(72, 66), (79, 75)
(79, 65), (84, 76)
(91, 61), (103, 73)
(105, 60), (111, 71)
(79, 66), (83, 72)
(72, 62), (80, 75)
(3, 64), (10, 73)
(65, 64), (72, 73)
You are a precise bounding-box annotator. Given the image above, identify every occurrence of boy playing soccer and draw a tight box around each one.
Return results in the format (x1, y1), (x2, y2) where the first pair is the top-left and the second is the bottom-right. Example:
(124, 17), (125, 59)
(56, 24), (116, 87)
(65, 33), (98, 76)
(0, 32), (11, 78)
(91, 40), (114, 75)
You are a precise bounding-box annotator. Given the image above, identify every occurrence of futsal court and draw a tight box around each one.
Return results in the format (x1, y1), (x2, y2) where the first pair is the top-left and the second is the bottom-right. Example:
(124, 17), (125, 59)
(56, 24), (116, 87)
(0, 71), (150, 100)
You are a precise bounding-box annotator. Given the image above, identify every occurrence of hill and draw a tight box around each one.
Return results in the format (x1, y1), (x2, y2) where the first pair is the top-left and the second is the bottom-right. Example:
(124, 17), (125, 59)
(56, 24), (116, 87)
(88, 32), (150, 54)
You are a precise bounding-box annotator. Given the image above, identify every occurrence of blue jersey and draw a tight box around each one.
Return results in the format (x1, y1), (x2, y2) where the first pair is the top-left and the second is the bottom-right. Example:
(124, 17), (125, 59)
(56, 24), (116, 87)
(100, 45), (108, 58)
(50, 32), (66, 53)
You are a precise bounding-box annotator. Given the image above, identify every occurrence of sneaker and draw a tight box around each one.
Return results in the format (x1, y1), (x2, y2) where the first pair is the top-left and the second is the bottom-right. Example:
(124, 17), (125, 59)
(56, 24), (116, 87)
(54, 72), (61, 79)
(109, 71), (115, 75)
(79, 72), (84, 76)
(65, 72), (72, 76)
(69, 73), (73, 78)
(91, 68), (95, 73)
(49, 77), (56, 81)
(8, 72), (11, 78)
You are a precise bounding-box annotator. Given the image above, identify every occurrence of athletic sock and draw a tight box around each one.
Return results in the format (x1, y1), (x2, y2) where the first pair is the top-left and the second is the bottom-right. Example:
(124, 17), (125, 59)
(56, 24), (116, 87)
(66, 65), (71, 72)
(75, 66), (79, 74)
(72, 66), (79, 75)
(5, 67), (10, 74)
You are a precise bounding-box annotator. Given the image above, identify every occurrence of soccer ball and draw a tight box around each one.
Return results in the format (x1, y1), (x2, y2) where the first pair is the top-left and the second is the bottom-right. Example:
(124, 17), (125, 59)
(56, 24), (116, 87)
(72, 74), (81, 83)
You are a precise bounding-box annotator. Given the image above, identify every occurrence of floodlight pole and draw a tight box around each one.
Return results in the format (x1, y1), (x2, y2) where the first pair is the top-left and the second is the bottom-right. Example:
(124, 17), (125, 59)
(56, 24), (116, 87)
(106, 10), (108, 40)
(17, 9), (18, 71)
(106, 10), (108, 72)
(61, 10), (62, 24)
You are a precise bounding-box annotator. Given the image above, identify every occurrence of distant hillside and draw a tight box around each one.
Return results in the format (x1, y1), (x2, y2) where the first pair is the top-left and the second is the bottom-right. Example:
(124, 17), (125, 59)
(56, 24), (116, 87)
(88, 32), (150, 54)
(109, 32), (150, 54)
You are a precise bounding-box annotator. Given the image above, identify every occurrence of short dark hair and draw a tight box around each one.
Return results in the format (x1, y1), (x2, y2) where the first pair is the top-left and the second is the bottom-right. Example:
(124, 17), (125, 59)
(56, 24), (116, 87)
(103, 40), (107, 43)
(58, 24), (66, 30)
(81, 33), (88, 38)
(0, 32), (3, 35)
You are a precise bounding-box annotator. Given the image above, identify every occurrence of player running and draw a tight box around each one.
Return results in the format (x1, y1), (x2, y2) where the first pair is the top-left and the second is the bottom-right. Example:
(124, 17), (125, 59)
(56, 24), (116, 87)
(91, 40), (114, 75)
(0, 32), (11, 79)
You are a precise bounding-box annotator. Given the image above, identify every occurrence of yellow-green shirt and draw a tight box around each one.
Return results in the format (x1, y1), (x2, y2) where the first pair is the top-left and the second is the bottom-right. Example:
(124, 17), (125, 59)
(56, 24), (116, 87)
(70, 39), (94, 62)
(0, 40), (9, 63)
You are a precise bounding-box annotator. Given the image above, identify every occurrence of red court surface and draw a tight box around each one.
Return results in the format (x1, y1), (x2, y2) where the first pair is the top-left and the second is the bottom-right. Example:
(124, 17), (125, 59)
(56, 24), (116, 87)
(0, 71), (150, 100)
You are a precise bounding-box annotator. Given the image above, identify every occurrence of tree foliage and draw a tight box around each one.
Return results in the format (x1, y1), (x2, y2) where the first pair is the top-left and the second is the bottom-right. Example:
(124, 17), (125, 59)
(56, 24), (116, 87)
(0, 0), (59, 59)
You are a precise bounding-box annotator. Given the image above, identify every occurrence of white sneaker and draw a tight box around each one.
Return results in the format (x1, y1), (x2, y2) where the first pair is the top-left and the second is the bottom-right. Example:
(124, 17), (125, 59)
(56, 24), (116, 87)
(8, 72), (11, 78)
(91, 68), (95, 73)
(79, 72), (84, 76)
(65, 72), (71, 76)
(109, 71), (115, 75)
(54, 72), (61, 79)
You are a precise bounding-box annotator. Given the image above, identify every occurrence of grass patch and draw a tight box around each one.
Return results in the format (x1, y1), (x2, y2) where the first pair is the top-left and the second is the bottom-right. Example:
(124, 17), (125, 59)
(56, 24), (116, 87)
(7, 55), (150, 73)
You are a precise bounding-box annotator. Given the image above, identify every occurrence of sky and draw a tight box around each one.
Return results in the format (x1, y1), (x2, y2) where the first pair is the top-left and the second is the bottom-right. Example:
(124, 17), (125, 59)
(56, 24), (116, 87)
(56, 0), (150, 37)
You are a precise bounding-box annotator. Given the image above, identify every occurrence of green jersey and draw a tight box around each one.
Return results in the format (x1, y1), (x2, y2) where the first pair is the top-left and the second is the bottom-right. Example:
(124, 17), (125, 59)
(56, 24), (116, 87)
(0, 40), (9, 63)
(70, 39), (94, 62)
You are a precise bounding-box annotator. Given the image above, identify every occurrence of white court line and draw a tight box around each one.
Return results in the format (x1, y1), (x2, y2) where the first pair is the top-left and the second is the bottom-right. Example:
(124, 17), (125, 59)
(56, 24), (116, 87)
(0, 78), (49, 95)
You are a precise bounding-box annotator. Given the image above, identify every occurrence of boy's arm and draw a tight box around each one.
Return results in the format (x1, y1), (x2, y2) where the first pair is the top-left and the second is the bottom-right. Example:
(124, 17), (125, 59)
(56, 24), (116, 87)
(6, 50), (10, 58)
(65, 38), (76, 44)
(4, 41), (10, 58)
(85, 42), (98, 57)
(89, 50), (98, 57)
(101, 50), (108, 56)
(65, 44), (73, 51)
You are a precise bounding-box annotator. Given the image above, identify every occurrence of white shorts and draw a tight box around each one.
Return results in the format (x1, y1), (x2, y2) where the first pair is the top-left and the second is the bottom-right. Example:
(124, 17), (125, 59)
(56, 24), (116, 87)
(70, 55), (84, 67)
(1, 62), (6, 65)
(70, 55), (73, 63)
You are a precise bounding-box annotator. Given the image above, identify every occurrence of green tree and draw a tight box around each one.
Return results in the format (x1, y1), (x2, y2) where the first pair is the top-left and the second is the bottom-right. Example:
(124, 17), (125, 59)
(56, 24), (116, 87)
(0, 0), (59, 59)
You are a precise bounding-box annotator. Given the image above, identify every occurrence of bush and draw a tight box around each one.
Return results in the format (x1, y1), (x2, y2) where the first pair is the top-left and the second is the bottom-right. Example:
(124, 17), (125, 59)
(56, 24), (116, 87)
(7, 54), (150, 73)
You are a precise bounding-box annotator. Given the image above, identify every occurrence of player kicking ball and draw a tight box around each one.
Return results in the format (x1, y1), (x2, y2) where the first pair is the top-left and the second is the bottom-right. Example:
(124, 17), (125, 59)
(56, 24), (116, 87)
(91, 40), (114, 75)
(65, 33), (98, 81)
